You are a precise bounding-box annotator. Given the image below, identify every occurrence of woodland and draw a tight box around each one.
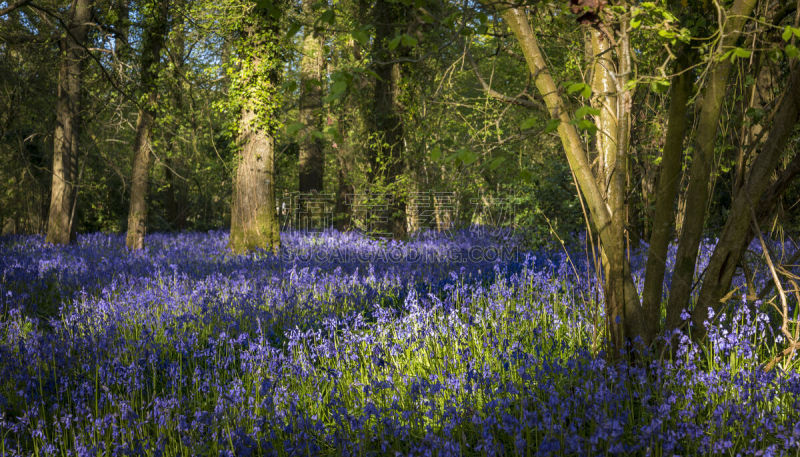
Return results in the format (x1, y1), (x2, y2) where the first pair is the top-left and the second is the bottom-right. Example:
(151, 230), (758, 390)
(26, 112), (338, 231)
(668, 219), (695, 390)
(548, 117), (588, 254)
(1, 0), (800, 454)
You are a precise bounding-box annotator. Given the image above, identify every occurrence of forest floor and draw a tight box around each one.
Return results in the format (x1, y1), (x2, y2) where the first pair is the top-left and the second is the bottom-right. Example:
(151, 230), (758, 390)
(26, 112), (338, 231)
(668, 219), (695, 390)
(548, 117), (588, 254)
(1, 229), (799, 456)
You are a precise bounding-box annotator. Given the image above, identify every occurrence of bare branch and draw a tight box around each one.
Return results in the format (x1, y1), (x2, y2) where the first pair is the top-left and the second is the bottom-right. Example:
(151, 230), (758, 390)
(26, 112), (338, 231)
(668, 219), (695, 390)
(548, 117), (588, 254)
(464, 47), (544, 110)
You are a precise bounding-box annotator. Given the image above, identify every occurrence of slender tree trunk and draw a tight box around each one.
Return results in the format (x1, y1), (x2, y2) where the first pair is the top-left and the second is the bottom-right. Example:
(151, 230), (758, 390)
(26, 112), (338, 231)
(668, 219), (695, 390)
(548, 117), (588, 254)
(641, 49), (693, 340)
(493, 3), (643, 355)
(589, 27), (627, 352)
(665, 0), (758, 332)
(298, 0), (325, 193)
(164, 7), (187, 230)
(112, 0), (130, 79)
(690, 64), (800, 337)
(334, 142), (354, 230)
(46, 0), (91, 245)
(126, 0), (170, 250)
(164, 158), (186, 230)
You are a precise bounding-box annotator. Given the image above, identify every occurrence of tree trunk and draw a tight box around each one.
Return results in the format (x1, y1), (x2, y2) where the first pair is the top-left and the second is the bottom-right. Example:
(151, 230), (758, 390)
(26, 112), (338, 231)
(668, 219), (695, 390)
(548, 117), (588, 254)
(665, 0), (758, 332)
(45, 0), (91, 245)
(164, 7), (188, 231)
(229, 16), (281, 254)
(493, 3), (643, 355)
(125, 0), (170, 250)
(298, 0), (325, 194)
(334, 143), (354, 230)
(370, 0), (407, 238)
(641, 49), (693, 340)
(589, 27), (628, 352)
(230, 105), (280, 253)
(690, 64), (800, 337)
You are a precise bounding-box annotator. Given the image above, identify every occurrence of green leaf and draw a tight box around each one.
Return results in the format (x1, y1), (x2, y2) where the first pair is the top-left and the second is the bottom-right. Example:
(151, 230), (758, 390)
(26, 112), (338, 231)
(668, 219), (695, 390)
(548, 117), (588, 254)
(458, 149), (478, 166)
(311, 130), (326, 141)
(567, 82), (591, 98)
(575, 119), (597, 133)
(488, 157), (505, 171)
(330, 79), (347, 94)
(351, 29), (369, 46)
(286, 121), (305, 136)
(630, 17), (642, 29)
(285, 22), (302, 39)
(649, 79), (670, 94)
(318, 10), (335, 25)
(520, 117), (538, 130)
(745, 107), (764, 123)
(388, 35), (402, 50)
(782, 26), (800, 42)
(782, 26), (793, 42)
(574, 105), (600, 118)
(544, 119), (560, 133)
(658, 29), (676, 39)
(400, 34), (418, 48)
(717, 49), (733, 62)
(733, 47), (751, 59)
(324, 80), (348, 102)
(430, 146), (442, 161)
(786, 44), (800, 59)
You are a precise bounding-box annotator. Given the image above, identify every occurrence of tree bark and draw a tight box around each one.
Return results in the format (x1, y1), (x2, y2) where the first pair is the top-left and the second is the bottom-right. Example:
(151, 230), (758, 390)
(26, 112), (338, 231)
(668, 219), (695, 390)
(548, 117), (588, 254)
(665, 0), (758, 332)
(589, 26), (628, 352)
(229, 17), (281, 254)
(690, 64), (800, 337)
(370, 0), (407, 238)
(641, 49), (693, 340)
(493, 3), (642, 355)
(46, 0), (91, 245)
(298, 0), (325, 193)
(230, 104), (280, 253)
(125, 0), (170, 250)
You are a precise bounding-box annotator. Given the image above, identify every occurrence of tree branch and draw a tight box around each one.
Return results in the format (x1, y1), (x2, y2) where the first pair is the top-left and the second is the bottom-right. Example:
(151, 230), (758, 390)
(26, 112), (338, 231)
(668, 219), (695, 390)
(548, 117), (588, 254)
(0, 0), (32, 17)
(464, 47), (544, 110)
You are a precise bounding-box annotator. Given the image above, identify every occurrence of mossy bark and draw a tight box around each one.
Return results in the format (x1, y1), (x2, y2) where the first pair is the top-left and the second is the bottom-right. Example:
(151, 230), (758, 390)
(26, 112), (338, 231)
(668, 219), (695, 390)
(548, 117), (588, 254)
(230, 89), (280, 254)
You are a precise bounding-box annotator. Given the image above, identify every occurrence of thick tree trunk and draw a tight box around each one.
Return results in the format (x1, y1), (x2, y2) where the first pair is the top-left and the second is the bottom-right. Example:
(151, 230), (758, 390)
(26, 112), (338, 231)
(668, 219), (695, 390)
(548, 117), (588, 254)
(46, 0), (91, 245)
(126, 107), (155, 249)
(230, 105), (280, 253)
(690, 65), (800, 337)
(229, 15), (281, 254)
(641, 50), (693, 340)
(125, 0), (170, 250)
(298, 0), (325, 193)
(665, 0), (758, 332)
(370, 0), (407, 238)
